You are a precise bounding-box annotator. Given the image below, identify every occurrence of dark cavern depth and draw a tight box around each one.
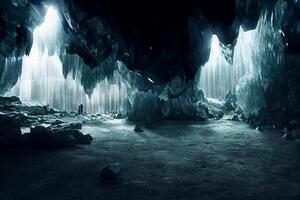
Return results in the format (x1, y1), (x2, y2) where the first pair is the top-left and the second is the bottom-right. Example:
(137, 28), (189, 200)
(0, 0), (300, 199)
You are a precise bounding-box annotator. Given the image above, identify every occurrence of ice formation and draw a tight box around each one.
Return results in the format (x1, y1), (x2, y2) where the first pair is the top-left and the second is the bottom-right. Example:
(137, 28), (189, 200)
(5, 7), (128, 114)
(198, 27), (255, 99)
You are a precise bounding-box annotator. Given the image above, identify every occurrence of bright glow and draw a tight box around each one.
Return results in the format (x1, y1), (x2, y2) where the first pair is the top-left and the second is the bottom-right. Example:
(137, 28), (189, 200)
(5, 7), (128, 114)
(198, 27), (255, 99)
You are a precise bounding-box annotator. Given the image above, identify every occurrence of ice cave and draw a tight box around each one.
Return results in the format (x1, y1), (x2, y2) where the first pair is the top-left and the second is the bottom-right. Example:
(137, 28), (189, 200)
(0, 0), (300, 200)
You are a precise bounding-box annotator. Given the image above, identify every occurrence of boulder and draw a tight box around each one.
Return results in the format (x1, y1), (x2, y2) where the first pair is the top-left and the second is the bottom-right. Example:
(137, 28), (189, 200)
(100, 163), (121, 183)
(30, 126), (56, 148)
(71, 130), (93, 144)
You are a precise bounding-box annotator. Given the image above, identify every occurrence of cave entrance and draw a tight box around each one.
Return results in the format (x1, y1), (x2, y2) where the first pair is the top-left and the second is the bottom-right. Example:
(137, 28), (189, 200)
(197, 27), (255, 101)
(5, 7), (128, 114)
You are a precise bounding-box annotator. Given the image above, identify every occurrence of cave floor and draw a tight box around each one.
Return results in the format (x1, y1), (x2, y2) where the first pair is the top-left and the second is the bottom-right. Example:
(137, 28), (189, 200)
(0, 119), (300, 200)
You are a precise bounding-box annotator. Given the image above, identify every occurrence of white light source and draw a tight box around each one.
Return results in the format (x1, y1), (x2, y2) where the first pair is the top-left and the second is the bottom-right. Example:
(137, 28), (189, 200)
(5, 7), (128, 114)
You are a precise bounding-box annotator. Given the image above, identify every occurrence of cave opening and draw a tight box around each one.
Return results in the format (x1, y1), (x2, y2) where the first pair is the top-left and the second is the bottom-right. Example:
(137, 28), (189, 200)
(5, 6), (128, 114)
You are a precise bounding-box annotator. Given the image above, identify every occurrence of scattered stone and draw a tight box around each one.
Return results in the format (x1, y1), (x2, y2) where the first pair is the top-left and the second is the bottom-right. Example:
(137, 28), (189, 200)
(134, 124), (144, 132)
(24, 106), (47, 115)
(100, 163), (121, 183)
(215, 111), (224, 120)
(231, 114), (239, 121)
(51, 120), (65, 126)
(48, 108), (59, 114)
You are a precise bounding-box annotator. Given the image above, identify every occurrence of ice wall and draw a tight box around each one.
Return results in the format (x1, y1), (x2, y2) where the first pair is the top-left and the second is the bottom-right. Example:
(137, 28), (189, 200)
(198, 27), (255, 99)
(5, 7), (128, 114)
(198, 0), (286, 116)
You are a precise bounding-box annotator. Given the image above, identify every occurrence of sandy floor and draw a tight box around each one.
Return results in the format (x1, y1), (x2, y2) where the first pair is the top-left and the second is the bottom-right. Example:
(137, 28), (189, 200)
(0, 119), (300, 200)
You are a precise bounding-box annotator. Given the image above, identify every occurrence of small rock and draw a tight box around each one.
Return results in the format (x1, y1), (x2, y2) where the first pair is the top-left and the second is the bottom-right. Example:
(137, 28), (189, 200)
(231, 114), (239, 121)
(51, 120), (65, 126)
(71, 130), (93, 145)
(69, 123), (82, 130)
(134, 124), (144, 132)
(215, 111), (224, 120)
(100, 163), (121, 183)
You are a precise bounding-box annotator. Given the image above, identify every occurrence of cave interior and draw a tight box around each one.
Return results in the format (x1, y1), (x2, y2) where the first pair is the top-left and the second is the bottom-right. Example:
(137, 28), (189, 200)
(0, 0), (300, 199)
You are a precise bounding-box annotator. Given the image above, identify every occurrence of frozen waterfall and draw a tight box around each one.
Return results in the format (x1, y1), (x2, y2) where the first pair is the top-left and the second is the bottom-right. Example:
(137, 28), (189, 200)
(198, 27), (255, 99)
(5, 7), (128, 114)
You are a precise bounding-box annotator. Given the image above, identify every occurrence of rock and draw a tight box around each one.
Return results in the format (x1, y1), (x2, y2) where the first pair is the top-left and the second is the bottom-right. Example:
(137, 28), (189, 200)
(112, 112), (125, 119)
(10, 112), (30, 127)
(231, 114), (239, 121)
(134, 124), (144, 132)
(0, 96), (20, 104)
(24, 106), (47, 115)
(235, 106), (243, 115)
(216, 111), (224, 120)
(30, 126), (56, 148)
(51, 120), (65, 126)
(67, 123), (82, 130)
(240, 113), (247, 121)
(71, 130), (93, 145)
(224, 101), (235, 112)
(70, 112), (77, 117)
(100, 163), (121, 183)
(53, 132), (76, 148)
(48, 108), (59, 114)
